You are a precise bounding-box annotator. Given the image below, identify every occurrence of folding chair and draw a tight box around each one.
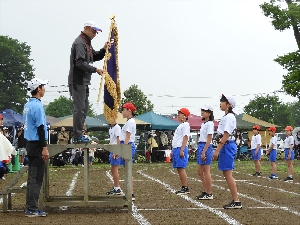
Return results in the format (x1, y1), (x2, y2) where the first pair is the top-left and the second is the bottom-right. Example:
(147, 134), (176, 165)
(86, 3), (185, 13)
(240, 145), (251, 160)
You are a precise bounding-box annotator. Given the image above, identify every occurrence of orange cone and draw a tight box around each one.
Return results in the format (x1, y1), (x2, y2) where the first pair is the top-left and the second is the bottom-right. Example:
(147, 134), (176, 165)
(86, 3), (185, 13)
(165, 156), (171, 163)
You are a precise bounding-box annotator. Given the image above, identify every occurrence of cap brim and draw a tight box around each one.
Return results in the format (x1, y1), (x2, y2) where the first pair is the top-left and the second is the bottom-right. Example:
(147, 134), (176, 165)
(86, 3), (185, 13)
(92, 27), (102, 32)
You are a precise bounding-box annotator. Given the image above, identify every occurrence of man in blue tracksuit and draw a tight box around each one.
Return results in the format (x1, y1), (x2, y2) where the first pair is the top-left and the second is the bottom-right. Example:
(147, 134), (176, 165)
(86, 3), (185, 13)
(23, 78), (49, 217)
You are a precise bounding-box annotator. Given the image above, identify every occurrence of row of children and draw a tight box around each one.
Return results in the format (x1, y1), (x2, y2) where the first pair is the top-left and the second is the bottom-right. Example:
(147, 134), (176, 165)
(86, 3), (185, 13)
(251, 125), (294, 181)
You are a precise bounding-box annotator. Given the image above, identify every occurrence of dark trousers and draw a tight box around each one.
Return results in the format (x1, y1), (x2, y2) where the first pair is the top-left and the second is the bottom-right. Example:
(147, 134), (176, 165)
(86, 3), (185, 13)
(26, 156), (45, 211)
(151, 147), (159, 162)
(70, 84), (89, 139)
(236, 146), (241, 160)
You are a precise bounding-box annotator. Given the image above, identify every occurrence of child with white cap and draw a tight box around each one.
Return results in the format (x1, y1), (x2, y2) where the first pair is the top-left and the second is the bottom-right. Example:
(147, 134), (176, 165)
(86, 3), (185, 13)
(251, 125), (262, 177)
(213, 94), (242, 209)
(196, 104), (214, 200)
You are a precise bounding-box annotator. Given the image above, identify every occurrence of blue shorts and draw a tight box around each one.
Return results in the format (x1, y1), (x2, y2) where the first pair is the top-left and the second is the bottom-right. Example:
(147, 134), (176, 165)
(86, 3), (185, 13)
(172, 147), (188, 169)
(109, 152), (121, 166)
(119, 141), (136, 166)
(284, 148), (294, 160)
(251, 148), (261, 161)
(218, 141), (236, 171)
(269, 149), (277, 162)
(197, 142), (214, 165)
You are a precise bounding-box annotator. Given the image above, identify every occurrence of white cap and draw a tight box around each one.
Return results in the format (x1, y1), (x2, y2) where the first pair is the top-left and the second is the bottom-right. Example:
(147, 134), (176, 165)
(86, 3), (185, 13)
(222, 94), (236, 108)
(27, 78), (48, 92)
(201, 104), (214, 111)
(84, 21), (102, 32)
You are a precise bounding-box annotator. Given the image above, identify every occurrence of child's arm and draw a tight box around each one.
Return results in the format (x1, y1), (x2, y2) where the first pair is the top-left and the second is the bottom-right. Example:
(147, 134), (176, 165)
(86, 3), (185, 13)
(180, 135), (188, 158)
(266, 142), (274, 155)
(124, 132), (131, 145)
(202, 134), (212, 160)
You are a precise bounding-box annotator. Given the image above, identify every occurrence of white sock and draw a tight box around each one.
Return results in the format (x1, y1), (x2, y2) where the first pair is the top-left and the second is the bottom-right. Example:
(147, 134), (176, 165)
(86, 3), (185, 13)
(114, 186), (120, 190)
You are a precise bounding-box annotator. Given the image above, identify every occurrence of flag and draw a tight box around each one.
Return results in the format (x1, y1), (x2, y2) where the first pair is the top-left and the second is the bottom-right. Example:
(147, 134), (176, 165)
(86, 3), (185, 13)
(103, 22), (121, 124)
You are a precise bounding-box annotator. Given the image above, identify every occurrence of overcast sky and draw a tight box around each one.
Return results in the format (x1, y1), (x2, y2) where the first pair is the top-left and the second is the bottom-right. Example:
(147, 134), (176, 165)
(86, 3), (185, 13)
(0, 0), (298, 119)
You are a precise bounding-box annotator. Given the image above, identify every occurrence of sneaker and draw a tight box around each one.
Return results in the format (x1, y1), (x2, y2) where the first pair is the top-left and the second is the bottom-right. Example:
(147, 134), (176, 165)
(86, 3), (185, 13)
(283, 177), (293, 182)
(223, 200), (242, 209)
(1, 177), (5, 180)
(132, 194), (136, 201)
(106, 188), (122, 195)
(175, 187), (190, 195)
(253, 172), (262, 177)
(269, 174), (278, 179)
(73, 136), (90, 143)
(25, 209), (47, 217)
(196, 192), (213, 200)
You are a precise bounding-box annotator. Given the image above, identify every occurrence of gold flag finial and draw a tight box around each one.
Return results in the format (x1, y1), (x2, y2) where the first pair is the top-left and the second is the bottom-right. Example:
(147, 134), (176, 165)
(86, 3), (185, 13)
(110, 14), (116, 21)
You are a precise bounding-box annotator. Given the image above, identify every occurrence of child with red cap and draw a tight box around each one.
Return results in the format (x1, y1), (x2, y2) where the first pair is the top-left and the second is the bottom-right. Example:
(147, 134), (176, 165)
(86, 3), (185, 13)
(283, 126), (294, 182)
(266, 127), (278, 179)
(120, 102), (137, 200)
(251, 125), (262, 177)
(172, 108), (191, 195)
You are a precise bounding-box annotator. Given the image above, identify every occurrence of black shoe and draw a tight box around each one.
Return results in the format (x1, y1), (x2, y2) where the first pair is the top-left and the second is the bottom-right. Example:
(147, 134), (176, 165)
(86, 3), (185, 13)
(106, 187), (122, 195)
(175, 187), (190, 195)
(283, 177), (293, 182)
(196, 192), (213, 200)
(223, 200), (242, 209)
(252, 172), (262, 177)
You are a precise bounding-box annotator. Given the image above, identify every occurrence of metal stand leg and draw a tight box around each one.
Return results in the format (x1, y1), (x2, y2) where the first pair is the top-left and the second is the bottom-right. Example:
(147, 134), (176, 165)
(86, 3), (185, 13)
(84, 148), (89, 203)
(8, 193), (12, 210)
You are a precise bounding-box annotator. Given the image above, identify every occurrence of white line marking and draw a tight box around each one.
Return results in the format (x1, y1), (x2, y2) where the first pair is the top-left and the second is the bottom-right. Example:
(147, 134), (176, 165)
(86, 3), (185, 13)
(0, 182), (27, 204)
(213, 180), (252, 182)
(233, 171), (300, 185)
(119, 180), (147, 182)
(170, 170), (300, 217)
(137, 206), (277, 211)
(105, 171), (151, 225)
(138, 170), (241, 225)
(59, 171), (80, 210)
(212, 174), (300, 196)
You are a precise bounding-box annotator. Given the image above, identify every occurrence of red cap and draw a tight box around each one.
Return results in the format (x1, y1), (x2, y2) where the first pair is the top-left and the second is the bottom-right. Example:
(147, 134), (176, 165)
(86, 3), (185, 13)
(285, 126), (293, 131)
(268, 127), (276, 132)
(123, 102), (136, 112)
(178, 108), (190, 117)
(253, 125), (260, 130)
(0, 114), (3, 119)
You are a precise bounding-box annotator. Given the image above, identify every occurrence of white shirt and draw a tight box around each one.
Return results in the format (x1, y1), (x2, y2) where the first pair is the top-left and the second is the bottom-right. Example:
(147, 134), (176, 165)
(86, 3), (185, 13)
(172, 122), (190, 148)
(294, 135), (300, 145)
(284, 135), (294, 149)
(199, 121), (214, 143)
(120, 118), (136, 143)
(109, 124), (121, 144)
(269, 136), (277, 150)
(217, 113), (236, 141)
(251, 134), (262, 149)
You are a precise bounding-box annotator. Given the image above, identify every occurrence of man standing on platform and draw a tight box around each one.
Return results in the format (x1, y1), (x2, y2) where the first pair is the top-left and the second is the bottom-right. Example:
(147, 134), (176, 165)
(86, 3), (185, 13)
(68, 20), (110, 143)
(23, 78), (49, 217)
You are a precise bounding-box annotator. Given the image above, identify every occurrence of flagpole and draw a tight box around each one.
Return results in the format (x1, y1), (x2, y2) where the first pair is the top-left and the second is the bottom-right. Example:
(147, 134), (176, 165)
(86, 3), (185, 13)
(97, 14), (116, 103)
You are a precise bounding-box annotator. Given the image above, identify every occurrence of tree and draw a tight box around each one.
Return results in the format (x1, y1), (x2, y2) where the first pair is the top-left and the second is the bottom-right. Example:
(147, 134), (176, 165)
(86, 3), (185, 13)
(0, 36), (35, 113)
(243, 94), (292, 127)
(45, 96), (96, 118)
(120, 84), (154, 116)
(260, 1), (300, 97)
(288, 100), (300, 126)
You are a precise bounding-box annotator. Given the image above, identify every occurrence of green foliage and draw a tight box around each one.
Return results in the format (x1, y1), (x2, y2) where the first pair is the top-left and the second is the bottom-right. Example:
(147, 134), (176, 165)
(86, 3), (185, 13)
(0, 36), (35, 113)
(243, 94), (293, 127)
(288, 100), (300, 126)
(260, 1), (300, 97)
(120, 84), (154, 116)
(45, 96), (95, 118)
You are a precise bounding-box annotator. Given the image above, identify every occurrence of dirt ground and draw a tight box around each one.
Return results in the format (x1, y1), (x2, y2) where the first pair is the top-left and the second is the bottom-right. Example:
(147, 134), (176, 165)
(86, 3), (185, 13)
(0, 160), (300, 225)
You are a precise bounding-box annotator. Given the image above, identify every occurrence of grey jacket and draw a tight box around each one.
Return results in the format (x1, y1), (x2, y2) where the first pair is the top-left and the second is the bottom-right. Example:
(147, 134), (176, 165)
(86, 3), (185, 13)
(68, 32), (106, 85)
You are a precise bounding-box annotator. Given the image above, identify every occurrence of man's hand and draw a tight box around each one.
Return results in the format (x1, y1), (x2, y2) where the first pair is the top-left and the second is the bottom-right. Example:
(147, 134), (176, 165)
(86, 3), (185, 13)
(104, 42), (111, 50)
(112, 154), (119, 159)
(42, 147), (49, 161)
(96, 68), (103, 75)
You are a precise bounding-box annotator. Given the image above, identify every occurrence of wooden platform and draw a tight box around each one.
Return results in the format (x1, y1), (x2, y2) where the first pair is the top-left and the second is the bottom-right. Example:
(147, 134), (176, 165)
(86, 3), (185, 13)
(2, 143), (133, 213)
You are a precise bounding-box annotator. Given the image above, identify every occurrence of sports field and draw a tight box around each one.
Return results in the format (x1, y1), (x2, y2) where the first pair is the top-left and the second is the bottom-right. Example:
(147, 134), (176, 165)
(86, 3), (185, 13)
(0, 159), (299, 225)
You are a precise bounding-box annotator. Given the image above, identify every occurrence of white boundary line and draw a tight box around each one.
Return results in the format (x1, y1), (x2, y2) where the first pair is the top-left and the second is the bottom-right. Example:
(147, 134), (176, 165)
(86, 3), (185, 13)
(212, 174), (300, 196)
(0, 182), (27, 204)
(233, 171), (300, 185)
(169, 170), (300, 217)
(137, 206), (277, 211)
(59, 171), (80, 210)
(105, 171), (151, 225)
(138, 170), (241, 225)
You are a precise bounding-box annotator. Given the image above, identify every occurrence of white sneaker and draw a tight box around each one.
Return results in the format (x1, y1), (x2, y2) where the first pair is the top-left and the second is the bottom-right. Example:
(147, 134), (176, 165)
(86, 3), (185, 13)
(1, 177), (5, 180)
(81, 164), (84, 167)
